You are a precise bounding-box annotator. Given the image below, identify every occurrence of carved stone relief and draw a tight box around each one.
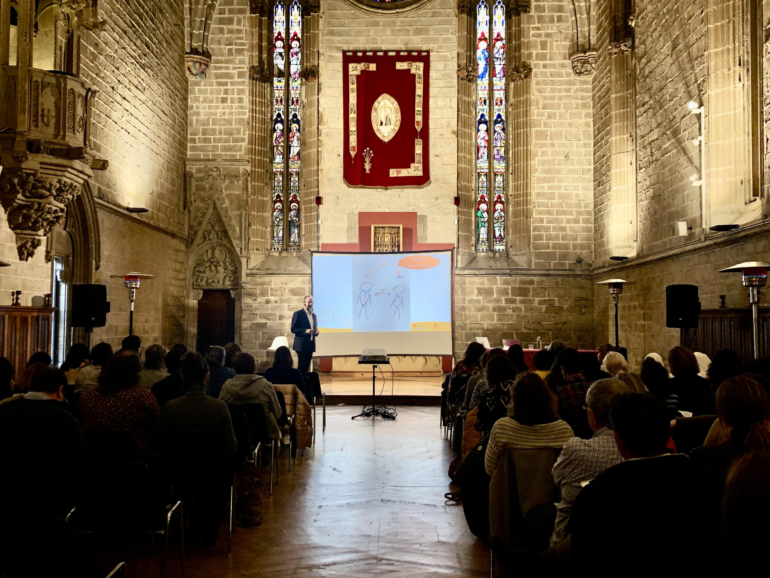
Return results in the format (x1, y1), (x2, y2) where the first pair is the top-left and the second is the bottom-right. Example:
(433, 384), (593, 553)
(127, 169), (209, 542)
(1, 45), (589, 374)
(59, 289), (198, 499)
(190, 167), (242, 253)
(192, 245), (239, 289)
(570, 51), (597, 76)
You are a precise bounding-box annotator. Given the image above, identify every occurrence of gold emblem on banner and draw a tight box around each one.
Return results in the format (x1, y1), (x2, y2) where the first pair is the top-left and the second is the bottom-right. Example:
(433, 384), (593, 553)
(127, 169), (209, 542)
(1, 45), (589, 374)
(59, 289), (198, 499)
(371, 94), (401, 142)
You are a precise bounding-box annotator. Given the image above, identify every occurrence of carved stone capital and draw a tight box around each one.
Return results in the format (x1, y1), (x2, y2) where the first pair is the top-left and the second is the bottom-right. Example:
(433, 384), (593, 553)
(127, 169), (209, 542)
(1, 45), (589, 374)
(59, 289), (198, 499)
(457, 67), (476, 82)
(249, 65), (273, 83)
(300, 65), (319, 82)
(457, 0), (474, 15)
(608, 39), (633, 56)
(185, 49), (212, 80)
(0, 171), (82, 261)
(305, 0), (321, 14)
(507, 0), (530, 16)
(569, 51), (597, 76)
(507, 64), (532, 83)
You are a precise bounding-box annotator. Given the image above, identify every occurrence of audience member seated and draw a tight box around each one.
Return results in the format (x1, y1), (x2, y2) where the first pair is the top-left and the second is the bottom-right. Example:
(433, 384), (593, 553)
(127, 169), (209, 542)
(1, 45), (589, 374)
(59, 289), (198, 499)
(161, 352), (236, 548)
(696, 351), (711, 378)
(701, 349), (744, 416)
(548, 340), (567, 359)
(14, 362), (48, 393)
(465, 348), (507, 410)
(60, 343), (90, 385)
(121, 334), (142, 355)
(485, 372), (574, 476)
(719, 451), (770, 577)
(668, 346), (710, 414)
(616, 372), (647, 393)
(473, 356), (518, 434)
(601, 351), (627, 378)
(641, 357), (679, 419)
(690, 376), (770, 472)
(75, 342), (113, 392)
(581, 351), (609, 382)
(596, 343), (614, 366)
(545, 349), (568, 392)
(151, 348), (186, 408)
(569, 393), (725, 578)
(172, 343), (188, 353)
(264, 346), (308, 398)
(139, 344), (168, 390)
(0, 357), (14, 400)
(507, 344), (530, 374)
(0, 367), (91, 517)
(27, 351), (52, 367)
(551, 379), (626, 545)
(204, 346), (236, 399)
(453, 342), (486, 377)
(224, 342), (242, 369)
(219, 352), (283, 440)
(554, 348), (594, 438)
(79, 350), (161, 460)
(533, 349), (553, 380)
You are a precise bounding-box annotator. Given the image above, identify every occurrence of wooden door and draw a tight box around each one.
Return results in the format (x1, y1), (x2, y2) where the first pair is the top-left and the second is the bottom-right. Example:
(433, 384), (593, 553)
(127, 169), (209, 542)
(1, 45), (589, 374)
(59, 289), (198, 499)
(196, 290), (235, 355)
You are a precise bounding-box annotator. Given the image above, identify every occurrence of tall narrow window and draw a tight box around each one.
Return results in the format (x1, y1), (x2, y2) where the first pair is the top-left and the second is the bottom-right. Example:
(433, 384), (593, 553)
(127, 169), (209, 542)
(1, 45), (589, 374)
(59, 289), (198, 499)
(272, 0), (302, 251)
(475, 0), (506, 253)
(51, 257), (68, 367)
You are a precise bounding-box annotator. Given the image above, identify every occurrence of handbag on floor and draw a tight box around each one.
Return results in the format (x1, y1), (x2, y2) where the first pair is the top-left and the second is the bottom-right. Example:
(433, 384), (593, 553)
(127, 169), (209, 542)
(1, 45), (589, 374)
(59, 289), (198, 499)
(460, 435), (491, 541)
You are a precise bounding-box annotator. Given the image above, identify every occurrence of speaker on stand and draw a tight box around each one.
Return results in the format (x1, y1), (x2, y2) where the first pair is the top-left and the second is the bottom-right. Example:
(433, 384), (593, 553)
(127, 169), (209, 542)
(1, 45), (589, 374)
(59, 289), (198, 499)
(666, 284), (701, 348)
(71, 284), (111, 349)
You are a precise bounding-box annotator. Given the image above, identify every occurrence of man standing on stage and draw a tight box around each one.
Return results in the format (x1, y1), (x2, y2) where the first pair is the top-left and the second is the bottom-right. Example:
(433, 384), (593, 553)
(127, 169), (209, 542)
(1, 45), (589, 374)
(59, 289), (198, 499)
(291, 295), (318, 374)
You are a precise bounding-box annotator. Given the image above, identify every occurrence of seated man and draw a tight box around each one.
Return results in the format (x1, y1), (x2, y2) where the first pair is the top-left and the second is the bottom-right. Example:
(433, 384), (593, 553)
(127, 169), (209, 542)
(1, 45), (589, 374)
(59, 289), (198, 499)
(551, 379), (625, 545)
(162, 352), (237, 547)
(204, 346), (236, 399)
(554, 348), (593, 438)
(0, 367), (91, 517)
(569, 393), (724, 578)
(152, 348), (186, 408)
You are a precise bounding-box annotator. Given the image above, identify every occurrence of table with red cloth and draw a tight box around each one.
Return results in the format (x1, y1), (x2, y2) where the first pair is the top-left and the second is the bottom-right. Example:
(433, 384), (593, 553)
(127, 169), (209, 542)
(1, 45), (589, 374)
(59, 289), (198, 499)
(522, 349), (599, 371)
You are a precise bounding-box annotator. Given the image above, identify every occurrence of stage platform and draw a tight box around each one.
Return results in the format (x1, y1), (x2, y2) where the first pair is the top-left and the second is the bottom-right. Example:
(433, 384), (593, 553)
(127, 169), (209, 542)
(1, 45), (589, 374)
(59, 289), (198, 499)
(320, 374), (444, 406)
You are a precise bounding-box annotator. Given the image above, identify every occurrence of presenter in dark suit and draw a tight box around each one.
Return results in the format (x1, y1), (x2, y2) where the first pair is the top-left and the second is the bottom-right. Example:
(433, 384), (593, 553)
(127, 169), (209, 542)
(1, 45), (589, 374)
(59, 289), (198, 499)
(291, 295), (319, 374)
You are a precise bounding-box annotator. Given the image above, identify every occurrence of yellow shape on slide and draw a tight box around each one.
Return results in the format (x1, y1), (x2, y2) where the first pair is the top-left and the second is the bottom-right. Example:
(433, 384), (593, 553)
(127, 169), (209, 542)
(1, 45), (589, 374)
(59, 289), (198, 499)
(410, 322), (451, 332)
(318, 328), (354, 333)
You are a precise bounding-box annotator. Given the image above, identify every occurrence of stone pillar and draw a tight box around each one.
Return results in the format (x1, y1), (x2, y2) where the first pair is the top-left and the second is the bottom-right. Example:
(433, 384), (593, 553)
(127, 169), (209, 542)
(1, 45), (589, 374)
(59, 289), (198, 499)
(456, 0), (476, 266)
(300, 0), (320, 251)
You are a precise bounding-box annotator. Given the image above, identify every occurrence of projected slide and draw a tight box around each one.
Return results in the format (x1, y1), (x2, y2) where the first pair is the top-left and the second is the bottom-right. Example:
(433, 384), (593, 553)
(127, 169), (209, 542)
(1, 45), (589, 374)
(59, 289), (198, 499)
(312, 251), (453, 357)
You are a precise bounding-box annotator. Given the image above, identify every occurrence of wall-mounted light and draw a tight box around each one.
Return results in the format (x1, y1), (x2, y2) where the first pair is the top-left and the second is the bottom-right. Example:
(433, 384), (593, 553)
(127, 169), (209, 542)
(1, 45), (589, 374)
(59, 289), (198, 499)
(0, 260), (10, 267)
(677, 221), (692, 237)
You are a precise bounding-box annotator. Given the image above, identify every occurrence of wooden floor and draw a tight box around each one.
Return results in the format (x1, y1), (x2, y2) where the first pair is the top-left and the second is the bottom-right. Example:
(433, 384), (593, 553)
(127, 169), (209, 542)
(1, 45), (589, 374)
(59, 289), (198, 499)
(319, 375), (443, 397)
(115, 406), (488, 577)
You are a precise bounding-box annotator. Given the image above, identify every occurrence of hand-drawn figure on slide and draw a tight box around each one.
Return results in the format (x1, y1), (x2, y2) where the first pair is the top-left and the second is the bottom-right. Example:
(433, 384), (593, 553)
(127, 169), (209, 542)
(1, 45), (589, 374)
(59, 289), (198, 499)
(356, 281), (375, 321)
(391, 286), (406, 319)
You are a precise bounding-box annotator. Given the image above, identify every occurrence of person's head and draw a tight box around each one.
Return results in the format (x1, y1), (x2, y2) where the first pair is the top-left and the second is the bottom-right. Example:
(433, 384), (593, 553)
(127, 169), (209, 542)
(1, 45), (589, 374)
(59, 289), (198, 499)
(179, 352), (209, 389)
(0, 357), (14, 397)
(484, 348), (507, 368)
(644, 352), (664, 366)
(581, 351), (603, 379)
(144, 344), (167, 371)
(89, 342), (113, 367)
(603, 351), (628, 377)
(224, 342), (242, 368)
(694, 352), (711, 377)
(507, 344), (527, 371)
(97, 349), (142, 394)
(597, 343), (615, 364)
(485, 355), (518, 387)
(616, 372), (647, 394)
(273, 346), (294, 368)
(462, 342), (487, 368)
(548, 340), (567, 358)
(26, 351), (52, 367)
(303, 295), (314, 311)
(61, 343), (89, 372)
(533, 349), (553, 372)
(172, 343), (188, 353)
(668, 346), (699, 378)
(746, 358), (770, 383)
(716, 376), (770, 452)
(559, 348), (583, 378)
(586, 378), (627, 431)
(509, 373), (559, 426)
(205, 346), (226, 369)
(640, 357), (672, 399)
(164, 348), (185, 376)
(29, 367), (68, 401)
(610, 393), (671, 459)
(16, 362), (48, 393)
(233, 352), (257, 375)
(121, 335), (142, 354)
(707, 349), (743, 389)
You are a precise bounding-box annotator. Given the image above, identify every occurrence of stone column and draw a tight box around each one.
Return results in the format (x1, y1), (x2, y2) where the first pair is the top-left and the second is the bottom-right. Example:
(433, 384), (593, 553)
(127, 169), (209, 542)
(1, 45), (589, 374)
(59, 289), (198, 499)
(300, 0), (320, 251)
(456, 0), (476, 266)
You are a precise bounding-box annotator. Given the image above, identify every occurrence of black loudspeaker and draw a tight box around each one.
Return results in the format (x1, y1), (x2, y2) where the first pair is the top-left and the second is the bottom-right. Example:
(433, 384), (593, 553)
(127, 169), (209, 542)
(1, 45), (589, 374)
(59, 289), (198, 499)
(666, 285), (701, 329)
(71, 284), (110, 328)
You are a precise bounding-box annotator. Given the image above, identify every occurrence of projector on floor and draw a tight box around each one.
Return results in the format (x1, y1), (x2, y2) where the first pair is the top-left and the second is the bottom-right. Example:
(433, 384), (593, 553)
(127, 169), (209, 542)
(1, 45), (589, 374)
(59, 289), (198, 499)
(359, 349), (389, 364)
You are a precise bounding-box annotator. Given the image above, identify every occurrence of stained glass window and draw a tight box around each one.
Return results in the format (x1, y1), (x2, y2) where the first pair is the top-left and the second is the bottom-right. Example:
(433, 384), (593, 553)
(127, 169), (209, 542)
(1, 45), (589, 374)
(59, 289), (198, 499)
(272, 0), (302, 251)
(475, 0), (506, 252)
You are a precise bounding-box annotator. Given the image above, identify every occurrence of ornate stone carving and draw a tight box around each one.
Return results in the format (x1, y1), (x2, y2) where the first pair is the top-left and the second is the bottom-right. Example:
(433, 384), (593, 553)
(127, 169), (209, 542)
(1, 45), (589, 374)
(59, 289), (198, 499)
(457, 0), (474, 15)
(0, 171), (82, 261)
(189, 168), (242, 253)
(185, 50), (212, 80)
(508, 64), (532, 83)
(192, 245), (238, 289)
(300, 66), (319, 82)
(306, 0), (321, 14)
(570, 51), (597, 76)
(507, 0), (531, 16)
(609, 39), (633, 56)
(67, 89), (76, 133)
(249, 65), (273, 83)
(457, 67), (477, 82)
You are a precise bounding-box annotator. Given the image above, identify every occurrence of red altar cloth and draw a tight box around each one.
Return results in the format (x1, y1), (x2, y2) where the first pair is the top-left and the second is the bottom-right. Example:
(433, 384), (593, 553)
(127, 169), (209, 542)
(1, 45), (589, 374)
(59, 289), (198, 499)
(343, 51), (430, 188)
(522, 349), (599, 371)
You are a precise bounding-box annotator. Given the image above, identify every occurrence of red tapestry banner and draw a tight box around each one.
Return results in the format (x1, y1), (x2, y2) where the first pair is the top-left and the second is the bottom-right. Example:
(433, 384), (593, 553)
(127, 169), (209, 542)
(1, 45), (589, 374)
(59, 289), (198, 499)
(343, 50), (430, 188)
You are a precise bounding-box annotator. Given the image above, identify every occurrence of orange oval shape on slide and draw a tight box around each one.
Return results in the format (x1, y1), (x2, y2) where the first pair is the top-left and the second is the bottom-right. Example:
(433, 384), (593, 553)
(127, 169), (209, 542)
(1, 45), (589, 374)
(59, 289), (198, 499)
(398, 255), (440, 270)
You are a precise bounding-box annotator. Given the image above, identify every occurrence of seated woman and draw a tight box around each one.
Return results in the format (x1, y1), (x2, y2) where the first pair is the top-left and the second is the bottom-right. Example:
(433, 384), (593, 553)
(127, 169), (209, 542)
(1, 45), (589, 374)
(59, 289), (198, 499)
(602, 351), (628, 379)
(507, 344), (530, 374)
(474, 356), (519, 434)
(641, 357), (679, 420)
(263, 346), (309, 400)
(75, 342), (113, 392)
(78, 349), (161, 460)
(204, 346), (235, 399)
(139, 344), (168, 390)
(452, 342), (486, 378)
(668, 346), (710, 414)
(485, 372), (574, 476)
(60, 343), (90, 385)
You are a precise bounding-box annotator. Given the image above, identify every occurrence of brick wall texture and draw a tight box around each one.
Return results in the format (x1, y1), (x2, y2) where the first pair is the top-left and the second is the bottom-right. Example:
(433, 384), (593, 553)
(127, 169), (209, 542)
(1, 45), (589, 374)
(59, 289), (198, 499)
(2, 0), (769, 370)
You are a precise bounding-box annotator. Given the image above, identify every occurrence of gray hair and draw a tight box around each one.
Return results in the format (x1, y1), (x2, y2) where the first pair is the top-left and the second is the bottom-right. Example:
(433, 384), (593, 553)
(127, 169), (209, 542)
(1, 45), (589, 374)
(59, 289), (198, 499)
(205, 346), (226, 368)
(304, 295), (313, 302)
(586, 378), (628, 427)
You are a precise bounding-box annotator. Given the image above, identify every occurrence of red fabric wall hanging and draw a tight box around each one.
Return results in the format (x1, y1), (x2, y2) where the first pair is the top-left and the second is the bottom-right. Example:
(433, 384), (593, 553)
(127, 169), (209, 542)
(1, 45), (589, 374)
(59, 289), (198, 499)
(343, 50), (430, 188)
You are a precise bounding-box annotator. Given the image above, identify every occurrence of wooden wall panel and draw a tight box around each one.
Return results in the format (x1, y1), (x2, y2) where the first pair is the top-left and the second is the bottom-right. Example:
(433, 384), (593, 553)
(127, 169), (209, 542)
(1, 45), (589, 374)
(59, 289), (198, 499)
(0, 306), (55, 383)
(682, 308), (770, 364)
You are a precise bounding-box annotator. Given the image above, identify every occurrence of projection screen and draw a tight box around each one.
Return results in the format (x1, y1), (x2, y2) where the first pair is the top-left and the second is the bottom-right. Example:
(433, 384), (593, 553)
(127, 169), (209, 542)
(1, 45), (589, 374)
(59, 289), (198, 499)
(311, 250), (454, 357)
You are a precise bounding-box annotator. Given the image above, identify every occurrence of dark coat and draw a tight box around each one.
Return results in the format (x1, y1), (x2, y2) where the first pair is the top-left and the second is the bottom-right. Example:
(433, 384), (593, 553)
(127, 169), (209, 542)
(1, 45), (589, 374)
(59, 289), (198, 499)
(152, 374), (186, 409)
(291, 309), (318, 353)
(206, 365), (236, 399)
(264, 365), (308, 397)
